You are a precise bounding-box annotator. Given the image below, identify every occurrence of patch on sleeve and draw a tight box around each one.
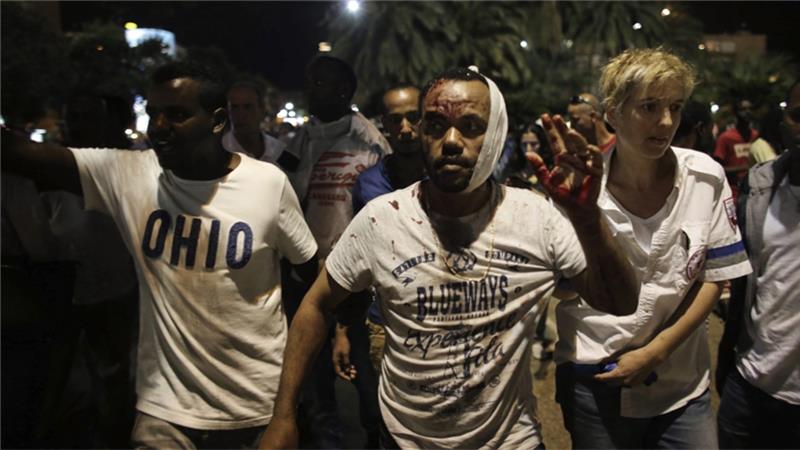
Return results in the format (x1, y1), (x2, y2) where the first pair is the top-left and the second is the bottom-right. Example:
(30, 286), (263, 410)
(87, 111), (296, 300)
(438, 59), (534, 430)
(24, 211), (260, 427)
(723, 197), (737, 230)
(686, 247), (707, 280)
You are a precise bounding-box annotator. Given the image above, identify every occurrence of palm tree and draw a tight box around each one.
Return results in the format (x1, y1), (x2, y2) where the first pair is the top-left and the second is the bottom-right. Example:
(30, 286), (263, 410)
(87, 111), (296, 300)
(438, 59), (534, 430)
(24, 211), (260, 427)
(560, 1), (698, 73)
(325, 2), (452, 97)
(695, 52), (798, 108)
(324, 1), (562, 104)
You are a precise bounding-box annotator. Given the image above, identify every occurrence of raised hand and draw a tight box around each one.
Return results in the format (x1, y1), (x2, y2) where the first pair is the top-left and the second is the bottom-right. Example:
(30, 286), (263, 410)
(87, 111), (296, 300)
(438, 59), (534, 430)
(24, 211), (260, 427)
(526, 114), (604, 217)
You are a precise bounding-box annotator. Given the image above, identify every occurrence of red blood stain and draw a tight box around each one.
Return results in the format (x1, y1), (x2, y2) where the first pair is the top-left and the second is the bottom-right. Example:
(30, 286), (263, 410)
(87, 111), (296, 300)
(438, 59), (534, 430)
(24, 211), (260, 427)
(424, 80), (486, 122)
(389, 200), (399, 210)
(429, 99), (472, 121)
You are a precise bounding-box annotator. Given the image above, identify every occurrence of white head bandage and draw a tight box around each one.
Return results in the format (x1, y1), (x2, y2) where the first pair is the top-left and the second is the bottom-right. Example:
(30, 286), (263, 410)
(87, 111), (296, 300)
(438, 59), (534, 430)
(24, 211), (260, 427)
(465, 75), (508, 193)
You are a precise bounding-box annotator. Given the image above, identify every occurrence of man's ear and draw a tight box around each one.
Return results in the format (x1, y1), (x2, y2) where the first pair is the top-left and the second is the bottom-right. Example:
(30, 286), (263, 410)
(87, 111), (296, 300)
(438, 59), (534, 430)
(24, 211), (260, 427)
(212, 108), (228, 134)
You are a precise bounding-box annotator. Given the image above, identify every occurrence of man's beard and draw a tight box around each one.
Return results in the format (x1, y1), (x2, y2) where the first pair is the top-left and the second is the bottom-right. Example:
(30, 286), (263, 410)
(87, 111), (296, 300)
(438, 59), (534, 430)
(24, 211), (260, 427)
(425, 159), (474, 193)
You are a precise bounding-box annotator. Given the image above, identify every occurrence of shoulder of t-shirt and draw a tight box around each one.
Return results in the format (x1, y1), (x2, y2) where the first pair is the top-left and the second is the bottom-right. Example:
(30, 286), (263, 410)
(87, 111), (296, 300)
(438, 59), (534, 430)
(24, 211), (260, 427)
(503, 184), (553, 211)
(674, 146), (725, 182)
(359, 182), (417, 214)
(347, 115), (390, 154)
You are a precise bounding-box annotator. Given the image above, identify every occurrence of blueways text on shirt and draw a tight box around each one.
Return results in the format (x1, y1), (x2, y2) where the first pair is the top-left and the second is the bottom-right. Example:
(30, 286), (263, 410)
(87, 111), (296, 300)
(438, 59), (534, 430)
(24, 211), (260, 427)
(415, 275), (510, 321)
(141, 209), (253, 270)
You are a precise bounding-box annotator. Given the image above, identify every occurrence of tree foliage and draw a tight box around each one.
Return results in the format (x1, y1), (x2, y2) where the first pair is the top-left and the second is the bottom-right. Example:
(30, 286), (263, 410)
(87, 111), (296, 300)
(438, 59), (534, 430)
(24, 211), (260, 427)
(325, 2), (565, 105)
(1, 2), (72, 124)
(695, 53), (797, 108)
(324, 1), (710, 122)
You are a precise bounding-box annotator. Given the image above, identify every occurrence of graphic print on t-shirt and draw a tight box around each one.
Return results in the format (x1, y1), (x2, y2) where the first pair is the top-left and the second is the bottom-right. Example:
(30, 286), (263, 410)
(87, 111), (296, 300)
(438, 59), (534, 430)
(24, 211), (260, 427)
(391, 243), (532, 412)
(308, 151), (368, 204)
(141, 209), (253, 270)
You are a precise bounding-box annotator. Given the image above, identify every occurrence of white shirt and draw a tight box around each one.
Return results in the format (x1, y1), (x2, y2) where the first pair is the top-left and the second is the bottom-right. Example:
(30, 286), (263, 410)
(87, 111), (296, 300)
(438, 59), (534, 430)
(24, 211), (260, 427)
(556, 147), (752, 418)
(736, 177), (800, 405)
(222, 129), (286, 165)
(611, 192), (674, 254)
(71, 148), (317, 429)
(327, 182), (586, 449)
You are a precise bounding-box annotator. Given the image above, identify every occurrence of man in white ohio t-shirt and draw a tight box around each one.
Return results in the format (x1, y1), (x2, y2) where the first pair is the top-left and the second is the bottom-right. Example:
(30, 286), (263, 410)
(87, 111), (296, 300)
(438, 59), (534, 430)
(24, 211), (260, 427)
(260, 67), (640, 450)
(3, 61), (319, 449)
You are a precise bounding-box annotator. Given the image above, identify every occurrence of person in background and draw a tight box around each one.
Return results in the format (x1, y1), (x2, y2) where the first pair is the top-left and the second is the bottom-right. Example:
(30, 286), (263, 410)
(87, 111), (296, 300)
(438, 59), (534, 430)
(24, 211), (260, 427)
(224, 80), (287, 164)
(748, 106), (783, 166)
(505, 122), (553, 194)
(282, 55), (390, 449)
(331, 83), (426, 448)
(567, 92), (616, 153)
(33, 91), (140, 449)
(714, 98), (759, 200)
(672, 100), (715, 155)
(716, 79), (800, 449)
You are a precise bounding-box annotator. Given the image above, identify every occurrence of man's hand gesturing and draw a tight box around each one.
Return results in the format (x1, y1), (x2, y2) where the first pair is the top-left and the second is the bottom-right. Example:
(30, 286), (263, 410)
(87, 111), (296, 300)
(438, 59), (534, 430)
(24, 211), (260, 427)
(527, 114), (604, 220)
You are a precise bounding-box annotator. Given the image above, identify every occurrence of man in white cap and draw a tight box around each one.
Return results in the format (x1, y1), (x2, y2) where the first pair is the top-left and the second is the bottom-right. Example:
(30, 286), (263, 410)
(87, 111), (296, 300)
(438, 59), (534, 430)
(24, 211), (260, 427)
(260, 67), (639, 449)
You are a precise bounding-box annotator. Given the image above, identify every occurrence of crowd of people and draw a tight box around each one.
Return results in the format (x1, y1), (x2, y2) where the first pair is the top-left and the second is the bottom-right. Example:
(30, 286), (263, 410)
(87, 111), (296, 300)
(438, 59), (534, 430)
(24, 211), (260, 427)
(2, 46), (798, 450)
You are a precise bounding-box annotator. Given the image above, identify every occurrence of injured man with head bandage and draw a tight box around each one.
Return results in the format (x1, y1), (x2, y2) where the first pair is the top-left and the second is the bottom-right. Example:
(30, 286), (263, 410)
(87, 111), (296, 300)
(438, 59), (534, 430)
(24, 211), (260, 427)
(260, 68), (640, 450)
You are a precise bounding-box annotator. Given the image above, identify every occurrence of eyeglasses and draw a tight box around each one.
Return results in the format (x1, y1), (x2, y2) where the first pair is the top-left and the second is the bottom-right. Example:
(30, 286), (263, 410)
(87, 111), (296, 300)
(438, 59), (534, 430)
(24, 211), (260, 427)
(385, 111), (421, 126)
(569, 95), (590, 105)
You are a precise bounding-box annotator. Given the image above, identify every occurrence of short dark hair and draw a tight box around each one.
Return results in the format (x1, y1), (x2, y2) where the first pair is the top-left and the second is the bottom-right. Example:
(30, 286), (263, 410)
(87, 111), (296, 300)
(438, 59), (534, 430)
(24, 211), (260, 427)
(674, 100), (711, 141)
(420, 67), (488, 107)
(307, 56), (357, 101)
(227, 80), (265, 109)
(381, 83), (420, 114)
(150, 60), (227, 113)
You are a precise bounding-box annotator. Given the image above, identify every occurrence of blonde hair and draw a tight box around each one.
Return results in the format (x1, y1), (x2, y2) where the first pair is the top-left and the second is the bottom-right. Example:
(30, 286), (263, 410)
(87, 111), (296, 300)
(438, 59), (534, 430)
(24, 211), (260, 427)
(600, 48), (696, 114)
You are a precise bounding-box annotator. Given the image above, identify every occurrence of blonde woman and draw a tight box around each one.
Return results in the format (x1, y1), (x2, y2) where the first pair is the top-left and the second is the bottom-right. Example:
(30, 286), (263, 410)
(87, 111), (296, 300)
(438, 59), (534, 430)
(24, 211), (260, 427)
(553, 48), (752, 448)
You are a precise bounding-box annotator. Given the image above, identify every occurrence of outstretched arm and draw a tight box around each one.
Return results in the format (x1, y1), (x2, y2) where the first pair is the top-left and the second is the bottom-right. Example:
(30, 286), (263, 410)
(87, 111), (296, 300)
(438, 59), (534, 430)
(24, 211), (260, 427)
(259, 267), (351, 450)
(2, 127), (82, 195)
(529, 114), (638, 316)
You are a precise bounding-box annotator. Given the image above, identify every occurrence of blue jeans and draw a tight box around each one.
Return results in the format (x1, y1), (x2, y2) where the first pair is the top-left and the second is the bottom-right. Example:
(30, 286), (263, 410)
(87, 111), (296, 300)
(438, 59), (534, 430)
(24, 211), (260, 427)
(556, 363), (717, 449)
(718, 368), (800, 449)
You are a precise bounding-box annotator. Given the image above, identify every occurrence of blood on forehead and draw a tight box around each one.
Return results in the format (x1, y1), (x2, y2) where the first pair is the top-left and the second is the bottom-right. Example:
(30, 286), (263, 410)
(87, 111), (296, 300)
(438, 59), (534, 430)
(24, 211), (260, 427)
(424, 80), (490, 121)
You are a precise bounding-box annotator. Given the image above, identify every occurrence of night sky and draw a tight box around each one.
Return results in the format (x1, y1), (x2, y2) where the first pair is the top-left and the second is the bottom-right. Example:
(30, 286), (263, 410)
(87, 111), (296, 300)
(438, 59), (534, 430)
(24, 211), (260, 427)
(58, 1), (800, 92)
